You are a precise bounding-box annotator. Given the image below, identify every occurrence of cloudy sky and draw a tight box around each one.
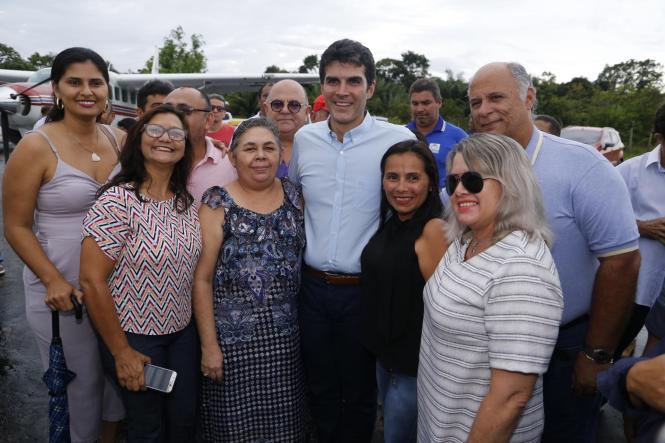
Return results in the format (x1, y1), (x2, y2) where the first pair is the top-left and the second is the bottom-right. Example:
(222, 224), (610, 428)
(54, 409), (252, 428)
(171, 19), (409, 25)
(1, 0), (663, 83)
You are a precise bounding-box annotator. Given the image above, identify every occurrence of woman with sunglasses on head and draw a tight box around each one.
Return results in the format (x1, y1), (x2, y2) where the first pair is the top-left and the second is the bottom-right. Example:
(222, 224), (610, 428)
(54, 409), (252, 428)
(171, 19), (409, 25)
(3, 47), (124, 442)
(417, 133), (563, 443)
(192, 118), (306, 442)
(79, 104), (201, 442)
(359, 139), (447, 443)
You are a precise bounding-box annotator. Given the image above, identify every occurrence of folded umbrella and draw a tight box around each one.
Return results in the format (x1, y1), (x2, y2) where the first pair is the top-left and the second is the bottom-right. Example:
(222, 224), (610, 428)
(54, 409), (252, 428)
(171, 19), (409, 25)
(41, 295), (82, 443)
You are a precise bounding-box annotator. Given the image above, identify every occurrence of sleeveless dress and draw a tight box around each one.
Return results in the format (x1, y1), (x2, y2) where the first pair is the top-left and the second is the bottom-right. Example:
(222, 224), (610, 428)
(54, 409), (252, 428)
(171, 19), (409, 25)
(200, 178), (307, 442)
(23, 128), (124, 442)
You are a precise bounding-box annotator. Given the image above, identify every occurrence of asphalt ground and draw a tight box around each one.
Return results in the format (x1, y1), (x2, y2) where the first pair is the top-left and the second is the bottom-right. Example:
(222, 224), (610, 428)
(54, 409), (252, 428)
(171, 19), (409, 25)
(0, 158), (632, 442)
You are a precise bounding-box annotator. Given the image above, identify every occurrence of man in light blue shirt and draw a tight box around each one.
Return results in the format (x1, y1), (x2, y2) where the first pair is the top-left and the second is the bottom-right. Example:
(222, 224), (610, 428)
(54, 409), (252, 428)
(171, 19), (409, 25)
(289, 39), (414, 442)
(616, 103), (665, 352)
(469, 62), (640, 443)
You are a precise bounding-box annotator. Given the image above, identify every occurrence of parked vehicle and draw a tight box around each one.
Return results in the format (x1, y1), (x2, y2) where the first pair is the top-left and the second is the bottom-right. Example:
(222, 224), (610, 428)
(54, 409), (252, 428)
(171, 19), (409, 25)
(560, 126), (624, 165)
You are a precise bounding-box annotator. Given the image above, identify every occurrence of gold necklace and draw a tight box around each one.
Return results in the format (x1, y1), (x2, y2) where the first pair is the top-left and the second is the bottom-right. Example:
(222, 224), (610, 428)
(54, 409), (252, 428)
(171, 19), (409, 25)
(70, 126), (101, 162)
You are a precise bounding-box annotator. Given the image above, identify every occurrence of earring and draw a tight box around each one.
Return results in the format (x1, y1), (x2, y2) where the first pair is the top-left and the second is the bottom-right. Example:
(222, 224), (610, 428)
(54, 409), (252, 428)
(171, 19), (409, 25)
(56, 98), (63, 109)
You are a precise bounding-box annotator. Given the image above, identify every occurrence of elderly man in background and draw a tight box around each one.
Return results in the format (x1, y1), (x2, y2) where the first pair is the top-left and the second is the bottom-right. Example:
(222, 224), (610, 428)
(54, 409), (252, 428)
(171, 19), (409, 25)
(165, 87), (236, 201)
(468, 61), (640, 443)
(264, 79), (310, 177)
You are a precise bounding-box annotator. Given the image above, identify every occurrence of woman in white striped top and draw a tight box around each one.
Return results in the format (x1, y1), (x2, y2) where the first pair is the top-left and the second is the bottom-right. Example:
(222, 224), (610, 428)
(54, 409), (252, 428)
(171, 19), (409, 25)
(417, 133), (564, 443)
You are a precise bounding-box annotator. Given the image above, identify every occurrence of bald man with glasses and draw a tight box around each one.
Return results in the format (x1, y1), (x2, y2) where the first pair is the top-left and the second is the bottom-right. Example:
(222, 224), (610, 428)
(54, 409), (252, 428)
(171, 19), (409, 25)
(165, 87), (237, 201)
(264, 79), (311, 177)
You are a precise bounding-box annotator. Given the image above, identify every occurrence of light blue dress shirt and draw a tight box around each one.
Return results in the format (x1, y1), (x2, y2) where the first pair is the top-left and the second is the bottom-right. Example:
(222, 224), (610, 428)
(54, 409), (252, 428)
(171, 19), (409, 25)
(617, 145), (665, 307)
(289, 113), (415, 273)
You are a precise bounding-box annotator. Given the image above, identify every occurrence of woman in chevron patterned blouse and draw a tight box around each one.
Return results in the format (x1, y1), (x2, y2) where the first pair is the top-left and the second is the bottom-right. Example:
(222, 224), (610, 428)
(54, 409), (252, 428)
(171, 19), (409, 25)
(80, 104), (202, 442)
(417, 133), (563, 443)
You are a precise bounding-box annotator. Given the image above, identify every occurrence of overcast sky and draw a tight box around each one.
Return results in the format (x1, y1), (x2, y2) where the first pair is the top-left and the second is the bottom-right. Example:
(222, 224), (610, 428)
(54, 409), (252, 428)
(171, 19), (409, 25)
(1, 0), (664, 83)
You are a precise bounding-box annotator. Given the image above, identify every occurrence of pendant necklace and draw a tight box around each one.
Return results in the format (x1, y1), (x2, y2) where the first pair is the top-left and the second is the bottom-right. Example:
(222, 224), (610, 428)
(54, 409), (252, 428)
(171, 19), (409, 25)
(70, 126), (101, 162)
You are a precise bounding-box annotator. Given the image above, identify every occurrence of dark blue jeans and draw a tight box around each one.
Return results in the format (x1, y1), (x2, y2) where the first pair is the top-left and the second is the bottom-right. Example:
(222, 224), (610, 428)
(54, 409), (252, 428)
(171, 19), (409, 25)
(376, 362), (417, 443)
(542, 317), (603, 443)
(299, 272), (377, 443)
(99, 321), (200, 443)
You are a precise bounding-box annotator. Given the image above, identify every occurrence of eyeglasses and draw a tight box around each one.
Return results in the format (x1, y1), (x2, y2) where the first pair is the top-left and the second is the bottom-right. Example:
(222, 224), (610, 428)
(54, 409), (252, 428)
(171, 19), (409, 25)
(269, 99), (303, 114)
(210, 105), (225, 112)
(143, 123), (187, 142)
(174, 104), (211, 115)
(445, 171), (488, 195)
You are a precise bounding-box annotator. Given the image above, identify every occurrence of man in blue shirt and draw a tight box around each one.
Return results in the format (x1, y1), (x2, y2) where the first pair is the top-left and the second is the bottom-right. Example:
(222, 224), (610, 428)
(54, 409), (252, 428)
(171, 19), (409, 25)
(406, 78), (467, 188)
(289, 39), (414, 442)
(468, 62), (640, 443)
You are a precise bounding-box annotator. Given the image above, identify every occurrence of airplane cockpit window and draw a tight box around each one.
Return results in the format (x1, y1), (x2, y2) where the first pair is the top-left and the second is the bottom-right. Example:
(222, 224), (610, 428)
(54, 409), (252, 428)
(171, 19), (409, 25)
(115, 87), (120, 101)
(121, 89), (128, 102)
(27, 68), (51, 84)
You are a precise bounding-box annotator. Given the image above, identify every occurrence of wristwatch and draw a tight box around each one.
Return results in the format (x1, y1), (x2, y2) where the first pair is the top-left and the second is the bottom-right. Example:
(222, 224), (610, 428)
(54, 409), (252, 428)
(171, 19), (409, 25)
(582, 345), (614, 364)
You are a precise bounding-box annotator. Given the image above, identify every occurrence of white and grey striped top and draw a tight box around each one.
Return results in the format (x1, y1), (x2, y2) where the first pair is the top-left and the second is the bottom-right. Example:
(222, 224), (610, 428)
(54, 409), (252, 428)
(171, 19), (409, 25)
(417, 230), (563, 443)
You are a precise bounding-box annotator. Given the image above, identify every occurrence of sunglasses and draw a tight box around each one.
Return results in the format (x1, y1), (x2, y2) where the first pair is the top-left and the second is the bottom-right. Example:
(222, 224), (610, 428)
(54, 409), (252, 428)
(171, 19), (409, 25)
(445, 171), (488, 195)
(210, 105), (225, 112)
(143, 123), (187, 142)
(269, 99), (303, 114)
(174, 104), (211, 115)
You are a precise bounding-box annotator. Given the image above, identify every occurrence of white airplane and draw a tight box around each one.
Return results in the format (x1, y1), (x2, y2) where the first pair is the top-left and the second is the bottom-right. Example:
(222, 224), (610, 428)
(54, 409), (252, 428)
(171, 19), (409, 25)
(0, 57), (319, 146)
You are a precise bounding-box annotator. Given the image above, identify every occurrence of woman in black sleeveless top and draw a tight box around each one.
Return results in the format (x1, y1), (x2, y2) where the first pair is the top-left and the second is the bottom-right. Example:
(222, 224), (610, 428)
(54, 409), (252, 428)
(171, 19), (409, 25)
(360, 139), (447, 443)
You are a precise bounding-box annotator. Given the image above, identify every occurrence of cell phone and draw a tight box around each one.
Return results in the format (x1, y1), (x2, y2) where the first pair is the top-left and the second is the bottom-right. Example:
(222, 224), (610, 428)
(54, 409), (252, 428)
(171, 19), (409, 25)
(144, 364), (177, 393)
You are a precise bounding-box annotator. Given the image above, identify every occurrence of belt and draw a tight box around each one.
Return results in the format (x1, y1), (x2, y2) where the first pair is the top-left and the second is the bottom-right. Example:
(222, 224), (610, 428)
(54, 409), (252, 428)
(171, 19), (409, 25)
(551, 314), (590, 361)
(304, 264), (361, 286)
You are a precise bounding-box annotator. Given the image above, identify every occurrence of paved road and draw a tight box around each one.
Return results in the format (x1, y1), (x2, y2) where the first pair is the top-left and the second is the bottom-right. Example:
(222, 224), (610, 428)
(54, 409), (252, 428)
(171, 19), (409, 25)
(0, 159), (630, 442)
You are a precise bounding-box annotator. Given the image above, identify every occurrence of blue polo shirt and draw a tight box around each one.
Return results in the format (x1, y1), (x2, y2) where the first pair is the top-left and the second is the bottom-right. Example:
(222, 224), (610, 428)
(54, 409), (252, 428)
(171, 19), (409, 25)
(289, 113), (415, 273)
(526, 128), (639, 323)
(406, 115), (467, 188)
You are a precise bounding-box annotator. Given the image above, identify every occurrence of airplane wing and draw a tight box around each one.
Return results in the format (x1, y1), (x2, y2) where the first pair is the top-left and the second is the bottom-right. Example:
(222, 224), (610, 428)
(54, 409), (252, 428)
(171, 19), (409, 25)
(113, 72), (320, 93)
(0, 69), (35, 84)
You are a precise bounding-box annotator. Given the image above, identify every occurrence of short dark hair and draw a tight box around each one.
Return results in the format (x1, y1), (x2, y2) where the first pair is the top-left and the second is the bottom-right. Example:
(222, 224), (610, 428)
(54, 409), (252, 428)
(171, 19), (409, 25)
(534, 114), (562, 137)
(48, 47), (109, 123)
(378, 139), (442, 228)
(654, 103), (665, 135)
(319, 39), (375, 87)
(137, 80), (174, 111)
(409, 78), (442, 102)
(230, 117), (280, 152)
(117, 117), (136, 132)
(98, 104), (194, 213)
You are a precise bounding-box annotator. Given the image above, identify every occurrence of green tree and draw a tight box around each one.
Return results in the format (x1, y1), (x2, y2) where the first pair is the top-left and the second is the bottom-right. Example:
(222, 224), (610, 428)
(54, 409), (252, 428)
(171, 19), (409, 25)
(26, 52), (55, 69)
(595, 59), (663, 91)
(299, 55), (319, 74)
(0, 43), (31, 70)
(377, 51), (430, 90)
(264, 65), (287, 73)
(140, 26), (206, 73)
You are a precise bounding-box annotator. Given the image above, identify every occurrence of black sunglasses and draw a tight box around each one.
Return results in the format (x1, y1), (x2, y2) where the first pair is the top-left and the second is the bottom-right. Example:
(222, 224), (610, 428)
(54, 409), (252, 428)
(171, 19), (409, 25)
(143, 124), (187, 142)
(175, 104), (211, 115)
(270, 99), (303, 114)
(445, 171), (487, 195)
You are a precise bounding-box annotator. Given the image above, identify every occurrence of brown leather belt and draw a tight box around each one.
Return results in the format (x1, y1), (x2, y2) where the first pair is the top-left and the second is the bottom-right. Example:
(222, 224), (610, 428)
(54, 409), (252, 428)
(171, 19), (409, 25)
(304, 264), (361, 285)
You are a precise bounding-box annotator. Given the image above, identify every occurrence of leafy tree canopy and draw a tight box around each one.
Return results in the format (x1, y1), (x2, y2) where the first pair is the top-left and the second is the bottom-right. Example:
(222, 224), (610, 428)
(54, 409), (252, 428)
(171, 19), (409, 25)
(140, 26), (206, 74)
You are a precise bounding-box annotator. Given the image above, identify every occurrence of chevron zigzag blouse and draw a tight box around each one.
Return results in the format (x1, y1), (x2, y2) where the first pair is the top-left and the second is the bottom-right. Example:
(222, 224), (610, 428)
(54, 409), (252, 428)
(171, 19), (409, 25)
(83, 185), (202, 335)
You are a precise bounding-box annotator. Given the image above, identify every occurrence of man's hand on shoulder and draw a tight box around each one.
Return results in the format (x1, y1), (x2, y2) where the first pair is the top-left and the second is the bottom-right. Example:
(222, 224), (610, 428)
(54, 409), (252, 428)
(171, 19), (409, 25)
(637, 217), (665, 245)
(209, 138), (229, 157)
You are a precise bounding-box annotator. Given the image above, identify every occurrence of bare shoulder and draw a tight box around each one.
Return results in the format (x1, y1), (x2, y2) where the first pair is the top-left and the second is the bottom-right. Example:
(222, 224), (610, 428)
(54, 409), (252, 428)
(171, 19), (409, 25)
(421, 218), (448, 243)
(110, 126), (126, 146)
(9, 131), (55, 167)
